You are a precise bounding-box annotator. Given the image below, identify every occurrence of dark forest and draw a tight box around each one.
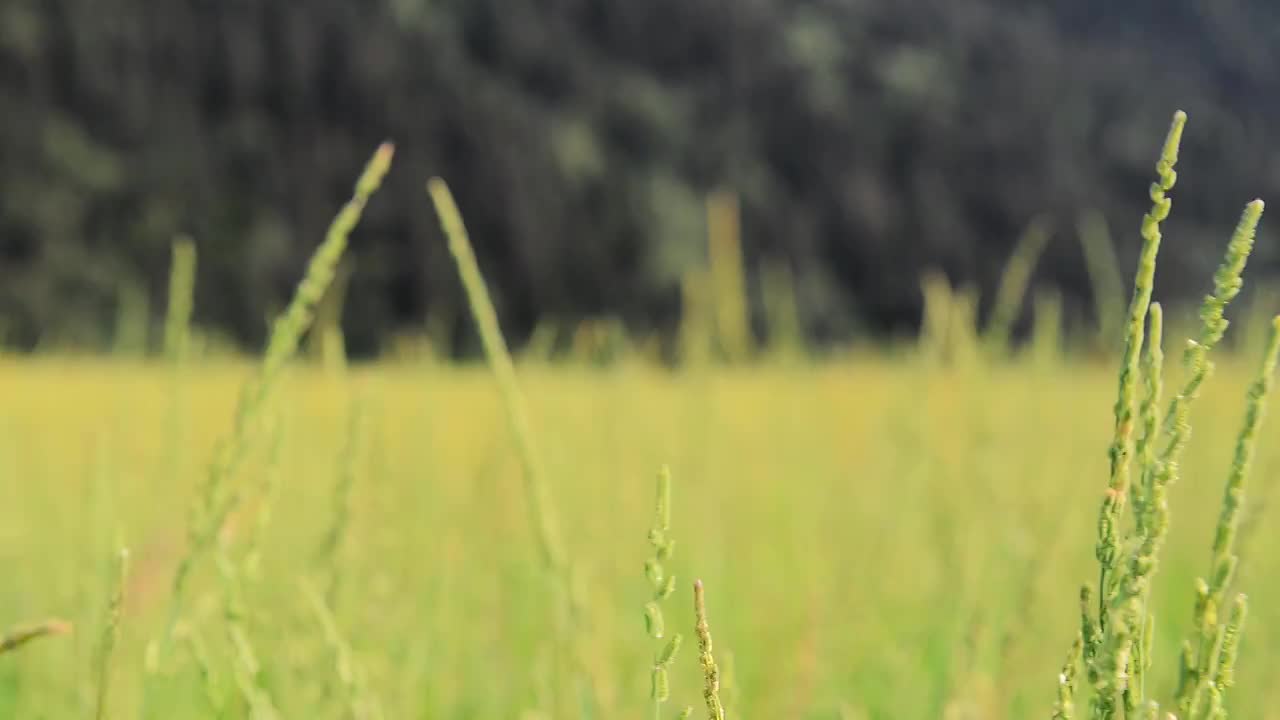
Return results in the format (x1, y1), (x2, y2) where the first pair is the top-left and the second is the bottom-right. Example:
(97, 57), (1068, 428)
(3, 0), (1280, 354)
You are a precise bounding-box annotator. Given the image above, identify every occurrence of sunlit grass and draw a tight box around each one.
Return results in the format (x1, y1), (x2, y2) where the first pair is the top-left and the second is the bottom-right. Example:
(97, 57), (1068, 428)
(1, 350), (1278, 717)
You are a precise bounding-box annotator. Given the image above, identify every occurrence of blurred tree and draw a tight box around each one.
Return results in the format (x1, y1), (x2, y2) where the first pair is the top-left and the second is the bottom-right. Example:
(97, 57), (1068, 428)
(1, 0), (1279, 354)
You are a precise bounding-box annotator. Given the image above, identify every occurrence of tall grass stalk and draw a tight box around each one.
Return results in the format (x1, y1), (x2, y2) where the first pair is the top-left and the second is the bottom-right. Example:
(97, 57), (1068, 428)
(1103, 200), (1262, 715)
(949, 286), (982, 370)
(309, 259), (354, 372)
(212, 423), (282, 719)
(163, 237), (197, 550)
(300, 578), (385, 720)
(761, 259), (803, 360)
(1123, 301), (1163, 714)
(426, 177), (569, 578)
(176, 620), (224, 714)
(1078, 211), (1126, 351)
(1176, 316), (1280, 716)
(525, 320), (560, 363)
(986, 215), (1051, 354)
(243, 414), (285, 580)
(693, 580), (725, 720)
(1117, 199), (1258, 703)
(214, 414), (285, 719)
(1079, 110), (1184, 720)
(317, 395), (368, 608)
(215, 534), (278, 719)
(1032, 289), (1063, 367)
(719, 649), (739, 719)
(644, 467), (686, 720)
(1098, 194), (1262, 714)
(1065, 109), (1272, 719)
(427, 177), (596, 713)
(1131, 303), (1164, 528)
(93, 548), (129, 720)
(149, 141), (393, 678)
(164, 237), (197, 363)
(1240, 284), (1280, 359)
(112, 274), (150, 357)
(1052, 632), (1084, 720)
(0, 619), (73, 655)
(707, 189), (751, 362)
(681, 269), (715, 367)
(919, 270), (953, 365)
(1092, 108), (1184, 645)
(228, 658), (280, 720)
(1154, 200), (1263, 490)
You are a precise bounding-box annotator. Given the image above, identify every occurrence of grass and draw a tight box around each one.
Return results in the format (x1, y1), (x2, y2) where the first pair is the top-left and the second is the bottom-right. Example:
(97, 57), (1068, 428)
(1, 111), (1279, 719)
(644, 467), (687, 720)
(3, 349), (1280, 717)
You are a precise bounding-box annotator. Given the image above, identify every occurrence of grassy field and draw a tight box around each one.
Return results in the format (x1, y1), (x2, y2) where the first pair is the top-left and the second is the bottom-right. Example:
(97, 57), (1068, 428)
(1, 348), (1279, 718)
(3, 113), (1280, 719)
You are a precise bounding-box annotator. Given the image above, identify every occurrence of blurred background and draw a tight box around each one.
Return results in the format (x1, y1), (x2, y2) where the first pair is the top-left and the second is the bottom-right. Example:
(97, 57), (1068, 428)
(3, 0), (1280, 358)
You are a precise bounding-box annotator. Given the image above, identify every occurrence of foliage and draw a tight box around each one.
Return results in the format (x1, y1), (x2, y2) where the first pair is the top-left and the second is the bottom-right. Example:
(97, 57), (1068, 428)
(5, 1), (1280, 353)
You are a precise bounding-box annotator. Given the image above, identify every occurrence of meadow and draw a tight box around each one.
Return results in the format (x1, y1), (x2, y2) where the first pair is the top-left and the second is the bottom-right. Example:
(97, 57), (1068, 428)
(2, 113), (1280, 719)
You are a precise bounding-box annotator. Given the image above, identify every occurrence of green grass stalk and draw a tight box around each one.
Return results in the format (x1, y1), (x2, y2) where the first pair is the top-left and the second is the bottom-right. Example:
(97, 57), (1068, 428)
(1052, 632), (1083, 720)
(426, 177), (569, 578)
(986, 215), (1051, 354)
(427, 176), (597, 714)
(1154, 200), (1263, 485)
(1124, 301), (1163, 713)
(761, 259), (803, 360)
(681, 269), (715, 368)
(707, 189), (751, 362)
(300, 578), (385, 720)
(0, 619), (73, 655)
(309, 259), (354, 371)
(317, 395), (368, 608)
(644, 467), (684, 720)
(179, 622), (224, 716)
(1032, 289), (1063, 367)
(1074, 110), (1184, 720)
(693, 580), (725, 720)
(243, 414), (285, 580)
(93, 548), (128, 720)
(1077, 210), (1126, 351)
(215, 534), (278, 720)
(149, 141), (393, 680)
(1114, 199), (1261, 713)
(164, 237), (197, 363)
(919, 270), (953, 365)
(950, 286), (981, 369)
(1131, 303), (1165, 529)
(1213, 595), (1247, 698)
(1073, 175), (1264, 718)
(1177, 316), (1280, 715)
(719, 649), (739, 719)
(1092, 107), (1184, 643)
(112, 274), (150, 357)
(163, 238), (197, 566)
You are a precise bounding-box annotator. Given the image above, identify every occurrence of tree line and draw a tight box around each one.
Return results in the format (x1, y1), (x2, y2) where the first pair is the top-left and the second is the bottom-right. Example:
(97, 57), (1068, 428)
(2, 0), (1279, 355)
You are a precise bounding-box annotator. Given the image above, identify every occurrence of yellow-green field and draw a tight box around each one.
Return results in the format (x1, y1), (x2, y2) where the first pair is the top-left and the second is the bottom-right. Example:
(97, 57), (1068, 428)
(2, 112), (1275, 719)
(3, 350), (1280, 718)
